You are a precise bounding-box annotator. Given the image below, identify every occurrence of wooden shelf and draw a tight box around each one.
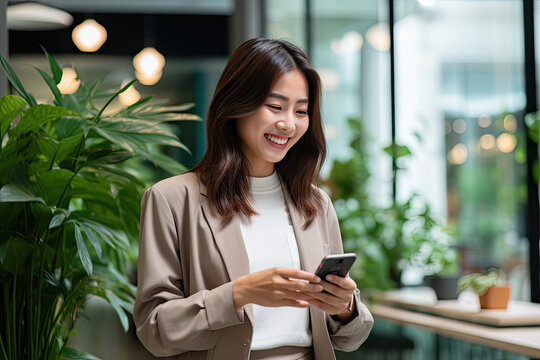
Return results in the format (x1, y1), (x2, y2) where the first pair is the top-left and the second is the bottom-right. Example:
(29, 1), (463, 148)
(370, 289), (540, 358)
(378, 288), (540, 327)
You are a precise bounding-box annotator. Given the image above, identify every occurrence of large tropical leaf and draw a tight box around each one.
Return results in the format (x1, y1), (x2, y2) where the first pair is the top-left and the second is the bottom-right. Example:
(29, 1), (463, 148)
(11, 105), (77, 136)
(0, 95), (26, 137)
(0, 54), (36, 106)
(91, 117), (187, 153)
(74, 224), (92, 276)
(0, 183), (46, 204)
(59, 347), (100, 360)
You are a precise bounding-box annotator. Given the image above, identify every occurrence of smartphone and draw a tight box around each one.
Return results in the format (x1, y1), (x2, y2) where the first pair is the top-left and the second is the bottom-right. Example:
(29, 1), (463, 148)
(314, 253), (357, 279)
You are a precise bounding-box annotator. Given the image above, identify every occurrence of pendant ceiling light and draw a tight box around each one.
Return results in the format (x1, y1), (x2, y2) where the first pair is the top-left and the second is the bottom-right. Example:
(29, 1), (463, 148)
(7, 2), (73, 31)
(133, 47), (165, 86)
(72, 19), (107, 52)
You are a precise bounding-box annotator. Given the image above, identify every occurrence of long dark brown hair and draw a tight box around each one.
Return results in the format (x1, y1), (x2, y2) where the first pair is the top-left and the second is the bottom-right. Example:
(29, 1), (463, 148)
(191, 38), (326, 227)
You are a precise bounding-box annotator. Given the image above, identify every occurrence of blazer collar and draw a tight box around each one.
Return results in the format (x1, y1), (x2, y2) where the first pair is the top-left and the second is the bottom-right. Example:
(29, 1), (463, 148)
(199, 179), (324, 276)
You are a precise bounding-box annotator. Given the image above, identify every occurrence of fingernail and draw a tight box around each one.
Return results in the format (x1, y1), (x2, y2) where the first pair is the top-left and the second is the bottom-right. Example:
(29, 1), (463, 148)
(316, 285), (323, 291)
(314, 276), (321, 282)
(326, 275), (334, 281)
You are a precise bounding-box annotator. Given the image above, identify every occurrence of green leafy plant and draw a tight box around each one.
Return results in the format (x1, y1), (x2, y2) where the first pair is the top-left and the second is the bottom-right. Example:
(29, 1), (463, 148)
(457, 270), (502, 295)
(325, 118), (458, 291)
(525, 111), (539, 184)
(0, 50), (198, 359)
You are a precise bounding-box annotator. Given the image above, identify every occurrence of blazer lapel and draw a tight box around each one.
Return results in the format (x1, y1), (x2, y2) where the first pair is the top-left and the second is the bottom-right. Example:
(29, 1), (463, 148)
(199, 183), (254, 323)
(282, 187), (324, 273)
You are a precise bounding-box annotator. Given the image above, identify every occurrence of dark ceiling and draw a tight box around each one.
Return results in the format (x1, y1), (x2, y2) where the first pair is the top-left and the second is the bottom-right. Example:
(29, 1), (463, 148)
(9, 13), (230, 57)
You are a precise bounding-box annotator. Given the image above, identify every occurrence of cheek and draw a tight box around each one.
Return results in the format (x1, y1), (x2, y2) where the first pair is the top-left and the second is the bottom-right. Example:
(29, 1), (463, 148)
(297, 118), (310, 138)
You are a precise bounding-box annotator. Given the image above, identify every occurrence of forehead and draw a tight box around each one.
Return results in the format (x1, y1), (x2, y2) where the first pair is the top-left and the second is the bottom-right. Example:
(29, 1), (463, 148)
(269, 70), (309, 99)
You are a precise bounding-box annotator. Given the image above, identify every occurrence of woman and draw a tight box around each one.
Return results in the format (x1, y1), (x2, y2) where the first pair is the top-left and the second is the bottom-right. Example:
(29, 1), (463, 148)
(133, 38), (373, 360)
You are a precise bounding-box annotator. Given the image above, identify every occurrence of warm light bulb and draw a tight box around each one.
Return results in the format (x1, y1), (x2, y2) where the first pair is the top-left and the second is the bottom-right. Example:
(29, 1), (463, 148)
(479, 134), (495, 150)
(496, 133), (517, 153)
(57, 68), (80, 94)
(478, 114), (492, 128)
(366, 23), (390, 51)
(72, 19), (107, 52)
(448, 143), (467, 165)
(119, 80), (141, 106)
(135, 70), (163, 86)
(133, 47), (165, 75)
(503, 114), (517, 133)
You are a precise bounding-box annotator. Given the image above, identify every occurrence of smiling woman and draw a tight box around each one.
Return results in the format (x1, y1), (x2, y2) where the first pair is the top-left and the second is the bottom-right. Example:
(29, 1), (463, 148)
(133, 38), (373, 360)
(236, 70), (310, 177)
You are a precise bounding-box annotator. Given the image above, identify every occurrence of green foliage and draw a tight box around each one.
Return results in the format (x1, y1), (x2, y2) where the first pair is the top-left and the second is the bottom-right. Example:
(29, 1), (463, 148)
(525, 111), (540, 184)
(325, 118), (459, 291)
(457, 270), (501, 295)
(0, 50), (198, 359)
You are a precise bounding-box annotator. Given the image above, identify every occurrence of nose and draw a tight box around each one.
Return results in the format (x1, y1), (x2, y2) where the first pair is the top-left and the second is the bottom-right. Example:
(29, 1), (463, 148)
(276, 112), (295, 133)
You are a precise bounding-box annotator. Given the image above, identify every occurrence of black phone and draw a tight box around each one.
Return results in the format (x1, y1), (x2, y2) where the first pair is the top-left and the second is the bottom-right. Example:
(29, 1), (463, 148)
(314, 253), (357, 279)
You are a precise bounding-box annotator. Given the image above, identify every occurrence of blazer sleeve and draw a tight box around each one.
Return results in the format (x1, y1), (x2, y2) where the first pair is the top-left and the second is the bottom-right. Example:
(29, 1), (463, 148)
(321, 190), (374, 352)
(133, 186), (244, 357)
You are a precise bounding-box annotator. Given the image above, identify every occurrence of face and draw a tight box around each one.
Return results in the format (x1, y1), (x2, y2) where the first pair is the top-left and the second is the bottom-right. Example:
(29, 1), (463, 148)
(236, 69), (310, 177)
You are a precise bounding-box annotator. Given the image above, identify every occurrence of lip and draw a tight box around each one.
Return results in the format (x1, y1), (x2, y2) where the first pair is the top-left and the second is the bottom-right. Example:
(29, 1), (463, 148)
(264, 133), (290, 149)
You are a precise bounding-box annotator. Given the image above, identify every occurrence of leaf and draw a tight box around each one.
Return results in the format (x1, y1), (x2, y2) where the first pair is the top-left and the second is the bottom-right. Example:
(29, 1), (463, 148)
(94, 80), (136, 123)
(74, 225), (93, 276)
(383, 143), (412, 159)
(105, 289), (129, 332)
(0, 236), (33, 275)
(59, 347), (101, 360)
(41, 46), (62, 84)
(49, 213), (67, 229)
(0, 95), (26, 136)
(79, 223), (115, 250)
(0, 183), (46, 204)
(140, 148), (188, 175)
(81, 225), (102, 259)
(0, 54), (36, 106)
(55, 132), (84, 163)
(35, 67), (62, 104)
(0, 238), (10, 263)
(92, 117), (186, 153)
(11, 105), (76, 136)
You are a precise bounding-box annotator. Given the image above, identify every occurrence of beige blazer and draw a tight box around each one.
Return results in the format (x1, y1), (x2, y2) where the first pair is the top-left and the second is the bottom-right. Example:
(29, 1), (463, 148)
(133, 172), (373, 359)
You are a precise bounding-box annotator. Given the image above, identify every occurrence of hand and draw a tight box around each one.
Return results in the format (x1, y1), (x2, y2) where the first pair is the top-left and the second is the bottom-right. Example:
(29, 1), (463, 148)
(303, 273), (356, 318)
(233, 267), (323, 310)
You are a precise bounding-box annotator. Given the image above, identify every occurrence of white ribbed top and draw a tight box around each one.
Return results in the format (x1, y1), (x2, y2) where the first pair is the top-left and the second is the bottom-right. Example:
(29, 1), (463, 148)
(239, 171), (312, 350)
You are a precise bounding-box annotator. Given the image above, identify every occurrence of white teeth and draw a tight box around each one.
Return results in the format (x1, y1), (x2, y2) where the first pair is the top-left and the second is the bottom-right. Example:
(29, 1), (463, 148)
(265, 134), (288, 145)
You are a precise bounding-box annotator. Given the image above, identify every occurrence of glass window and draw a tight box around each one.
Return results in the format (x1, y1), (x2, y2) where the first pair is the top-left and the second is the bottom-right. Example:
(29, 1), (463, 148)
(395, 0), (528, 298)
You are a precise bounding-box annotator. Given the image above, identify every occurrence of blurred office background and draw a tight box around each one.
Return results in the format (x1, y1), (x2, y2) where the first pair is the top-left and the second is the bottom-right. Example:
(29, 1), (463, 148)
(1, 0), (539, 359)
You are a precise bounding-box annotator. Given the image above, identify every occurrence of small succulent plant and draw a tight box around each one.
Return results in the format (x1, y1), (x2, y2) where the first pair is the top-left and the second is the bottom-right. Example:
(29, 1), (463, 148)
(457, 269), (502, 295)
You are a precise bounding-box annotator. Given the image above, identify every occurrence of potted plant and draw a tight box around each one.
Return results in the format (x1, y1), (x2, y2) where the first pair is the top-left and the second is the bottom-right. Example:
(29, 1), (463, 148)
(0, 50), (197, 359)
(324, 118), (459, 292)
(458, 269), (511, 309)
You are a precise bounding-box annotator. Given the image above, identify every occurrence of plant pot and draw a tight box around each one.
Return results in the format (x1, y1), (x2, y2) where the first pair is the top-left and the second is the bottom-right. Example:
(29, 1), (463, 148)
(479, 285), (510, 309)
(423, 275), (458, 300)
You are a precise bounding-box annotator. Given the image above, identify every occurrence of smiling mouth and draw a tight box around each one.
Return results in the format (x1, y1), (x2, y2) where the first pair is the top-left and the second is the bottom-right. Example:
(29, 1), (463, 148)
(264, 134), (289, 145)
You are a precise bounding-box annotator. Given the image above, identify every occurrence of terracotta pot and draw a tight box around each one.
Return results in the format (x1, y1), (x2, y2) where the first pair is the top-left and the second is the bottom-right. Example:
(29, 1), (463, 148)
(479, 285), (510, 309)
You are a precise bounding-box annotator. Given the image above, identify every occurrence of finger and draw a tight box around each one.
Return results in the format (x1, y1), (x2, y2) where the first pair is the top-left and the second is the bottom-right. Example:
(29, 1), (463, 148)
(281, 299), (310, 308)
(307, 298), (340, 314)
(303, 288), (338, 304)
(286, 280), (324, 293)
(284, 289), (317, 302)
(275, 267), (321, 283)
(324, 274), (356, 290)
(319, 280), (350, 298)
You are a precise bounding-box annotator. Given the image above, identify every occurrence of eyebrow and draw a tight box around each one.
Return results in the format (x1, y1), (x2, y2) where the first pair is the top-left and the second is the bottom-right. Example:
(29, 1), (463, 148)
(268, 92), (309, 104)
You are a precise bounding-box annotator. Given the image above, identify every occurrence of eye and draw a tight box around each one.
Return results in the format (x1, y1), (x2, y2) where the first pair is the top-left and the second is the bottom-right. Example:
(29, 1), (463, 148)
(266, 104), (282, 111)
(296, 110), (308, 116)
